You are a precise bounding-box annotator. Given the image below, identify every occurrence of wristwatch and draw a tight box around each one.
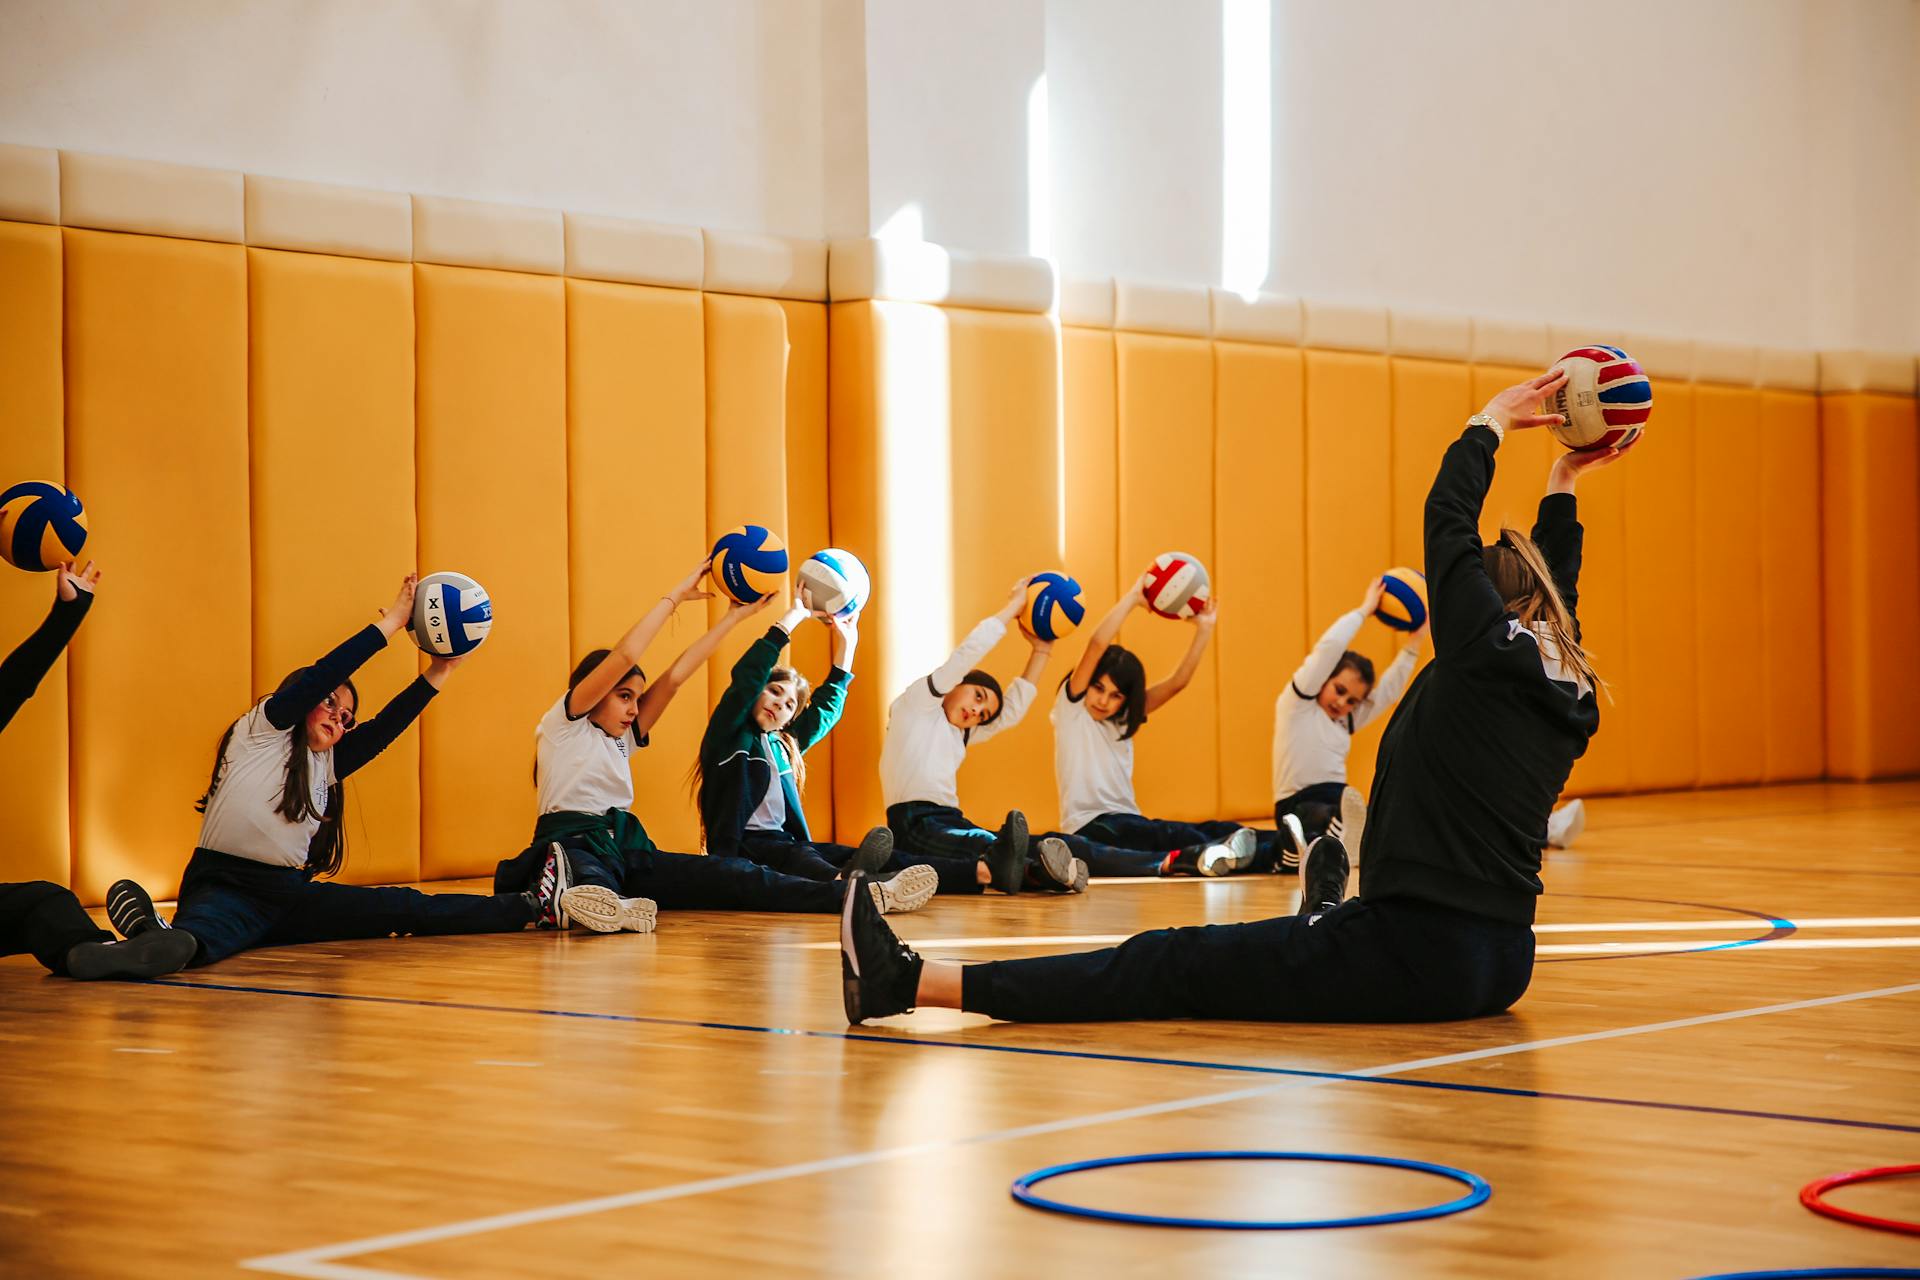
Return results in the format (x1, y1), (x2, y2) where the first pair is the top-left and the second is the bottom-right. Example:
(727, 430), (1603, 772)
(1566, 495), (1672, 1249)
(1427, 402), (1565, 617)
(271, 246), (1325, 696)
(1466, 412), (1504, 442)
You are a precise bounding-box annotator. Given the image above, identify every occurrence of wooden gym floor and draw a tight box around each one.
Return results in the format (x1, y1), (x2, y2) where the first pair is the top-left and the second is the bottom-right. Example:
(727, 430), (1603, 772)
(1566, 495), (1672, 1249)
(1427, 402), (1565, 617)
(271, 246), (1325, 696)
(3, 782), (1917, 1279)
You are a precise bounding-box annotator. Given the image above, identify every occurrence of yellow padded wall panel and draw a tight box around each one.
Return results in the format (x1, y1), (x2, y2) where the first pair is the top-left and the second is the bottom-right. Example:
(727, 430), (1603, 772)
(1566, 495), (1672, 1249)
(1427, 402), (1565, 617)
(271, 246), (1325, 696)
(566, 278), (707, 854)
(1470, 365), (1557, 544)
(779, 300), (837, 840)
(1623, 385), (1699, 790)
(1116, 333), (1218, 821)
(414, 264), (568, 877)
(65, 229), (250, 902)
(1389, 358), (1474, 569)
(1304, 350), (1392, 796)
(1690, 385), (1766, 786)
(1821, 393), (1920, 778)
(1215, 341), (1305, 819)
(0, 222), (69, 887)
(1562, 452), (1631, 796)
(1758, 391), (1824, 781)
(825, 303), (886, 833)
(1062, 328), (1119, 616)
(248, 249), (420, 886)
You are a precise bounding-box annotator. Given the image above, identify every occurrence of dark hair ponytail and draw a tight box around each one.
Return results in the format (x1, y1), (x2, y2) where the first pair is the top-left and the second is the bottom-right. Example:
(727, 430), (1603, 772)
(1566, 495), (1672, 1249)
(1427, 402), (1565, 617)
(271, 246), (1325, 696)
(196, 672), (357, 878)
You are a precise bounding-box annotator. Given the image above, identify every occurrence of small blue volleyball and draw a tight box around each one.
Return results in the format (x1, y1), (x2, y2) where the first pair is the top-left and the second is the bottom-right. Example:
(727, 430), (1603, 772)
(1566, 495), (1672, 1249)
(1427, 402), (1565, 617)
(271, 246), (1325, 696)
(711, 524), (789, 604)
(798, 547), (870, 617)
(0, 481), (89, 572)
(411, 571), (493, 657)
(1021, 571), (1085, 642)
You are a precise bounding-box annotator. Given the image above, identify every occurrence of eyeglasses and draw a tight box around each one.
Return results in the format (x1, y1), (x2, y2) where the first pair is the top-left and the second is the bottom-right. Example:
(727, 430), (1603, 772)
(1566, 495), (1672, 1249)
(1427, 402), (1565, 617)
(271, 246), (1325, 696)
(322, 692), (356, 731)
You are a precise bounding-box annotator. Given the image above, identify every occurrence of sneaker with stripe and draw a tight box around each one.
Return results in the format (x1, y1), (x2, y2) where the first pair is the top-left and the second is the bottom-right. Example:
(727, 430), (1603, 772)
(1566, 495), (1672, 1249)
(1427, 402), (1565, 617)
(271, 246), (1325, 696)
(105, 879), (167, 940)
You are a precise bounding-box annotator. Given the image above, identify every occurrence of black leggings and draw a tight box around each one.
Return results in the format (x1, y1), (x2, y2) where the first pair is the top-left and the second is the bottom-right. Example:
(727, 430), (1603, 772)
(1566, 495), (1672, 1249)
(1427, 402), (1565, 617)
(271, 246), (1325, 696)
(959, 896), (1535, 1023)
(0, 881), (111, 975)
(562, 842), (846, 914)
(736, 830), (981, 895)
(1079, 813), (1288, 874)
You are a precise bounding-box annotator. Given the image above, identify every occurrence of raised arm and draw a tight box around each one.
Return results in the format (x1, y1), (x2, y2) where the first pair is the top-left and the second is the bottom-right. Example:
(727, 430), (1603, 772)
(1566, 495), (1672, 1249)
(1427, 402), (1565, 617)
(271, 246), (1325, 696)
(788, 608), (859, 754)
(1532, 447), (1619, 643)
(0, 561), (97, 735)
(334, 655), (464, 779)
(634, 592), (775, 737)
(928, 577), (1029, 695)
(569, 560), (715, 720)
(1145, 597), (1217, 713)
(1292, 585), (1375, 698)
(709, 601), (808, 738)
(1067, 575), (1146, 698)
(264, 573), (414, 731)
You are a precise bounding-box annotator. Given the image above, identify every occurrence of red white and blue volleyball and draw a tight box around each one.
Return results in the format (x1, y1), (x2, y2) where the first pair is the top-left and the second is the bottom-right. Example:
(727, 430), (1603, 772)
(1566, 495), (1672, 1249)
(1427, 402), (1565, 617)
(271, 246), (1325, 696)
(1549, 345), (1652, 452)
(1142, 551), (1211, 620)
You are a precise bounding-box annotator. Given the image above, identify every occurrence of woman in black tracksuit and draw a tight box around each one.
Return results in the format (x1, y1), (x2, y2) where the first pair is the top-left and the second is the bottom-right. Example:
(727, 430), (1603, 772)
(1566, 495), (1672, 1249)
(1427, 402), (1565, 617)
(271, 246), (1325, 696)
(840, 369), (1620, 1024)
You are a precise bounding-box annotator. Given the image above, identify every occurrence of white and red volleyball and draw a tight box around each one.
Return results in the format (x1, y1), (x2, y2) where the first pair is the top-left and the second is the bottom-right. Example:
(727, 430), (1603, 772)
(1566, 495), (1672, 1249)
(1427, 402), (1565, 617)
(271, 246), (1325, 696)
(1142, 551), (1211, 620)
(1546, 345), (1652, 452)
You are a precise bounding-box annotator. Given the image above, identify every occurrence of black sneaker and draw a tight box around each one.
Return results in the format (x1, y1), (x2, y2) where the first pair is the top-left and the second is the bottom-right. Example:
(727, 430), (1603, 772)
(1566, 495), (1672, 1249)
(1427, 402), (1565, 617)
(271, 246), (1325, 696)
(65, 929), (198, 981)
(525, 843), (571, 930)
(1298, 836), (1351, 920)
(985, 811), (1029, 894)
(840, 872), (924, 1024)
(105, 879), (167, 939)
(845, 826), (895, 878)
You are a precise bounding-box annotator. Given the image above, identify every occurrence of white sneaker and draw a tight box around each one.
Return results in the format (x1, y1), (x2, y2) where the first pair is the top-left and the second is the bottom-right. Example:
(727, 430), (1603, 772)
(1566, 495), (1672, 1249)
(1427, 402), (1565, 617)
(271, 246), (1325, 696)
(1069, 857), (1090, 894)
(1221, 827), (1257, 872)
(1339, 786), (1367, 870)
(1547, 798), (1586, 849)
(869, 864), (938, 914)
(1279, 814), (1309, 873)
(560, 886), (658, 934)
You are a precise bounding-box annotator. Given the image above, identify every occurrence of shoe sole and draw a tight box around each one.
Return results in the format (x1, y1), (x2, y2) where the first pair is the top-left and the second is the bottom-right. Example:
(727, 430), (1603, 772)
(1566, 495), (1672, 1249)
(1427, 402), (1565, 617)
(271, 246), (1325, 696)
(1340, 787), (1367, 871)
(105, 879), (162, 940)
(869, 864), (937, 914)
(1071, 858), (1089, 893)
(847, 827), (895, 877)
(1280, 815), (1308, 873)
(1195, 843), (1234, 876)
(1033, 837), (1075, 890)
(560, 886), (656, 933)
(66, 928), (198, 980)
(1224, 827), (1257, 872)
(988, 812), (1030, 894)
(840, 873), (866, 1023)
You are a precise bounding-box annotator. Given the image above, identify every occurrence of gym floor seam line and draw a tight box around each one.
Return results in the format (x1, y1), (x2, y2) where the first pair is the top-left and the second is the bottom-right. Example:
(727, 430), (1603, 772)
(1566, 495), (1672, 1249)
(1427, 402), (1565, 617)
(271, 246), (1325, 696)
(235, 979), (1920, 1280)
(144, 976), (1920, 1137)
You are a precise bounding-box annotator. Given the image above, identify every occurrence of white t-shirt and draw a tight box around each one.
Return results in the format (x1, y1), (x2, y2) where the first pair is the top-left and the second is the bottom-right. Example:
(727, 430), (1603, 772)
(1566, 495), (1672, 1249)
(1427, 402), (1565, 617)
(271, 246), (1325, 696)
(1271, 609), (1417, 800)
(195, 702), (335, 868)
(1051, 683), (1140, 834)
(879, 617), (1034, 811)
(745, 735), (790, 832)
(535, 695), (640, 815)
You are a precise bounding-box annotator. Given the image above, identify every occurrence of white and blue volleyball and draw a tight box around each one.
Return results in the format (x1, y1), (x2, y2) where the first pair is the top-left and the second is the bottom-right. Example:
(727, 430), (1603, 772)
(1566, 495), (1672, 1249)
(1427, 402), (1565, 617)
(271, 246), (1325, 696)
(798, 547), (870, 617)
(1021, 571), (1086, 642)
(711, 524), (789, 604)
(0, 481), (88, 572)
(411, 571), (493, 657)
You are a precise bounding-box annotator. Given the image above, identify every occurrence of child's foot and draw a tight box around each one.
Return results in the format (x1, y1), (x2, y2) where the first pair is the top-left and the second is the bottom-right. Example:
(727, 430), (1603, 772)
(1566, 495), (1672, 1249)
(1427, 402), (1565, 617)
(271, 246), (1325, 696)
(845, 826), (895, 878)
(1547, 799), (1586, 849)
(1298, 836), (1351, 922)
(1278, 814), (1309, 875)
(560, 886), (657, 933)
(526, 844), (571, 930)
(105, 879), (167, 939)
(1028, 836), (1078, 891)
(868, 864), (938, 914)
(65, 929), (198, 980)
(841, 873), (924, 1023)
(986, 811), (1029, 894)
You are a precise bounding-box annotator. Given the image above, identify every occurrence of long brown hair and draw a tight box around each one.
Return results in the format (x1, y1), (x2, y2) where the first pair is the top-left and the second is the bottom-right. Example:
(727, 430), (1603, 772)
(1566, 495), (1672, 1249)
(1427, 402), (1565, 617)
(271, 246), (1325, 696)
(689, 666), (815, 841)
(196, 675), (356, 878)
(1484, 528), (1603, 696)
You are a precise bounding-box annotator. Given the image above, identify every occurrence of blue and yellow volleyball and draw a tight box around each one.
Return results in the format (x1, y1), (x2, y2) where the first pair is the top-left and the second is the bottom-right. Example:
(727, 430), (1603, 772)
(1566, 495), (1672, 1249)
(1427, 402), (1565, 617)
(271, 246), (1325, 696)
(711, 524), (789, 604)
(0, 481), (89, 573)
(1021, 571), (1086, 642)
(1376, 566), (1428, 631)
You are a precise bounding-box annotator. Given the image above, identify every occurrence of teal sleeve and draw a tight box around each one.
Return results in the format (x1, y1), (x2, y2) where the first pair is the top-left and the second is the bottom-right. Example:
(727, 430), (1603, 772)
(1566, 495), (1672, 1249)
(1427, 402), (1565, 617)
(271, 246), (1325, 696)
(788, 667), (852, 754)
(703, 625), (791, 761)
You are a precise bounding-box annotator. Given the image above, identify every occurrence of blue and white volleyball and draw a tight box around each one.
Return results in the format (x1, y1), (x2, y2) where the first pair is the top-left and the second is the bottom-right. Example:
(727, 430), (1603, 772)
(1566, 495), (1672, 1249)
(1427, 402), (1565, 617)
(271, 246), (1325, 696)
(1021, 571), (1086, 642)
(0, 481), (88, 572)
(711, 524), (789, 604)
(411, 571), (493, 657)
(798, 547), (870, 617)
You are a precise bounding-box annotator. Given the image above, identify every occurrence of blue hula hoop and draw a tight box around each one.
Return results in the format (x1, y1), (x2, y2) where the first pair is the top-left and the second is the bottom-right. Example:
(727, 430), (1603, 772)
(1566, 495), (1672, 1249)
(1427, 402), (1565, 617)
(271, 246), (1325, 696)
(1008, 1149), (1490, 1230)
(1686, 1272), (1920, 1279)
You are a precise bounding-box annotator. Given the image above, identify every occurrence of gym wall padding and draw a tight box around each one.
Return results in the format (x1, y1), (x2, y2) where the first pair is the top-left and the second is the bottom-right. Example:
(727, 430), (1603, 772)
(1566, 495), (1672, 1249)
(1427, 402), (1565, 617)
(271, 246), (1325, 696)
(1214, 341), (1306, 819)
(413, 263), (569, 878)
(1758, 391), (1824, 782)
(1691, 385), (1767, 787)
(1562, 446), (1631, 796)
(1062, 327), (1119, 618)
(1304, 349), (1393, 796)
(1116, 333), (1219, 821)
(1623, 385), (1700, 791)
(0, 221), (70, 888)
(777, 301), (837, 840)
(565, 277), (707, 856)
(64, 228), (251, 902)
(1821, 393), (1920, 779)
(248, 248), (421, 887)
(1389, 358), (1474, 570)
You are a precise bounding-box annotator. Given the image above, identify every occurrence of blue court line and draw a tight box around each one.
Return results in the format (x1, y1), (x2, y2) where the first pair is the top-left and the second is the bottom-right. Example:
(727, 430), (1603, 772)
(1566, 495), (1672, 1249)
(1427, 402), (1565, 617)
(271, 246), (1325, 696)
(147, 977), (1920, 1137)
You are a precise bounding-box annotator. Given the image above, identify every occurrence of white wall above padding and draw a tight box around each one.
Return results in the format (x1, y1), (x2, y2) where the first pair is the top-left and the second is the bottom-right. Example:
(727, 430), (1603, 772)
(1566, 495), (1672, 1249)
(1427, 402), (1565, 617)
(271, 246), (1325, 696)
(1546, 324), (1623, 361)
(827, 237), (1054, 313)
(1114, 281), (1211, 336)
(412, 194), (563, 274)
(1756, 347), (1820, 392)
(1819, 350), (1919, 395)
(1389, 309), (1472, 361)
(0, 143), (58, 225)
(564, 212), (704, 290)
(702, 229), (828, 300)
(1210, 290), (1301, 345)
(1471, 318), (1551, 368)
(1692, 341), (1761, 387)
(1058, 278), (1114, 328)
(1303, 300), (1388, 353)
(1622, 332), (1697, 382)
(245, 174), (411, 261)
(60, 150), (242, 242)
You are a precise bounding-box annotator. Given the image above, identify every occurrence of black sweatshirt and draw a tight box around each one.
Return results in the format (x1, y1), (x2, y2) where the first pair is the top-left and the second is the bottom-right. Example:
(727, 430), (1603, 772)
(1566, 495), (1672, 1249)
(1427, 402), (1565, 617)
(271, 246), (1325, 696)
(1358, 425), (1600, 925)
(0, 592), (92, 735)
(264, 624), (437, 781)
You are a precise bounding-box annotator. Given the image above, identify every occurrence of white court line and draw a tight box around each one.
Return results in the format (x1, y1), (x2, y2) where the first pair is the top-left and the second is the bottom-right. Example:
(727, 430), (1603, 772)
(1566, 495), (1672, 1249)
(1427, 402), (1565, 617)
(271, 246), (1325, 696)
(241, 980), (1920, 1279)
(1542, 936), (1920, 953)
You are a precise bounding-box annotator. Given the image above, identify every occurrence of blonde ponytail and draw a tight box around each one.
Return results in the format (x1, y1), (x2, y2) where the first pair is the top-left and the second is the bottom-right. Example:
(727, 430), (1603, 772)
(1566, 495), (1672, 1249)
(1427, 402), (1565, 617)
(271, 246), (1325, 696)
(1486, 528), (1606, 699)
